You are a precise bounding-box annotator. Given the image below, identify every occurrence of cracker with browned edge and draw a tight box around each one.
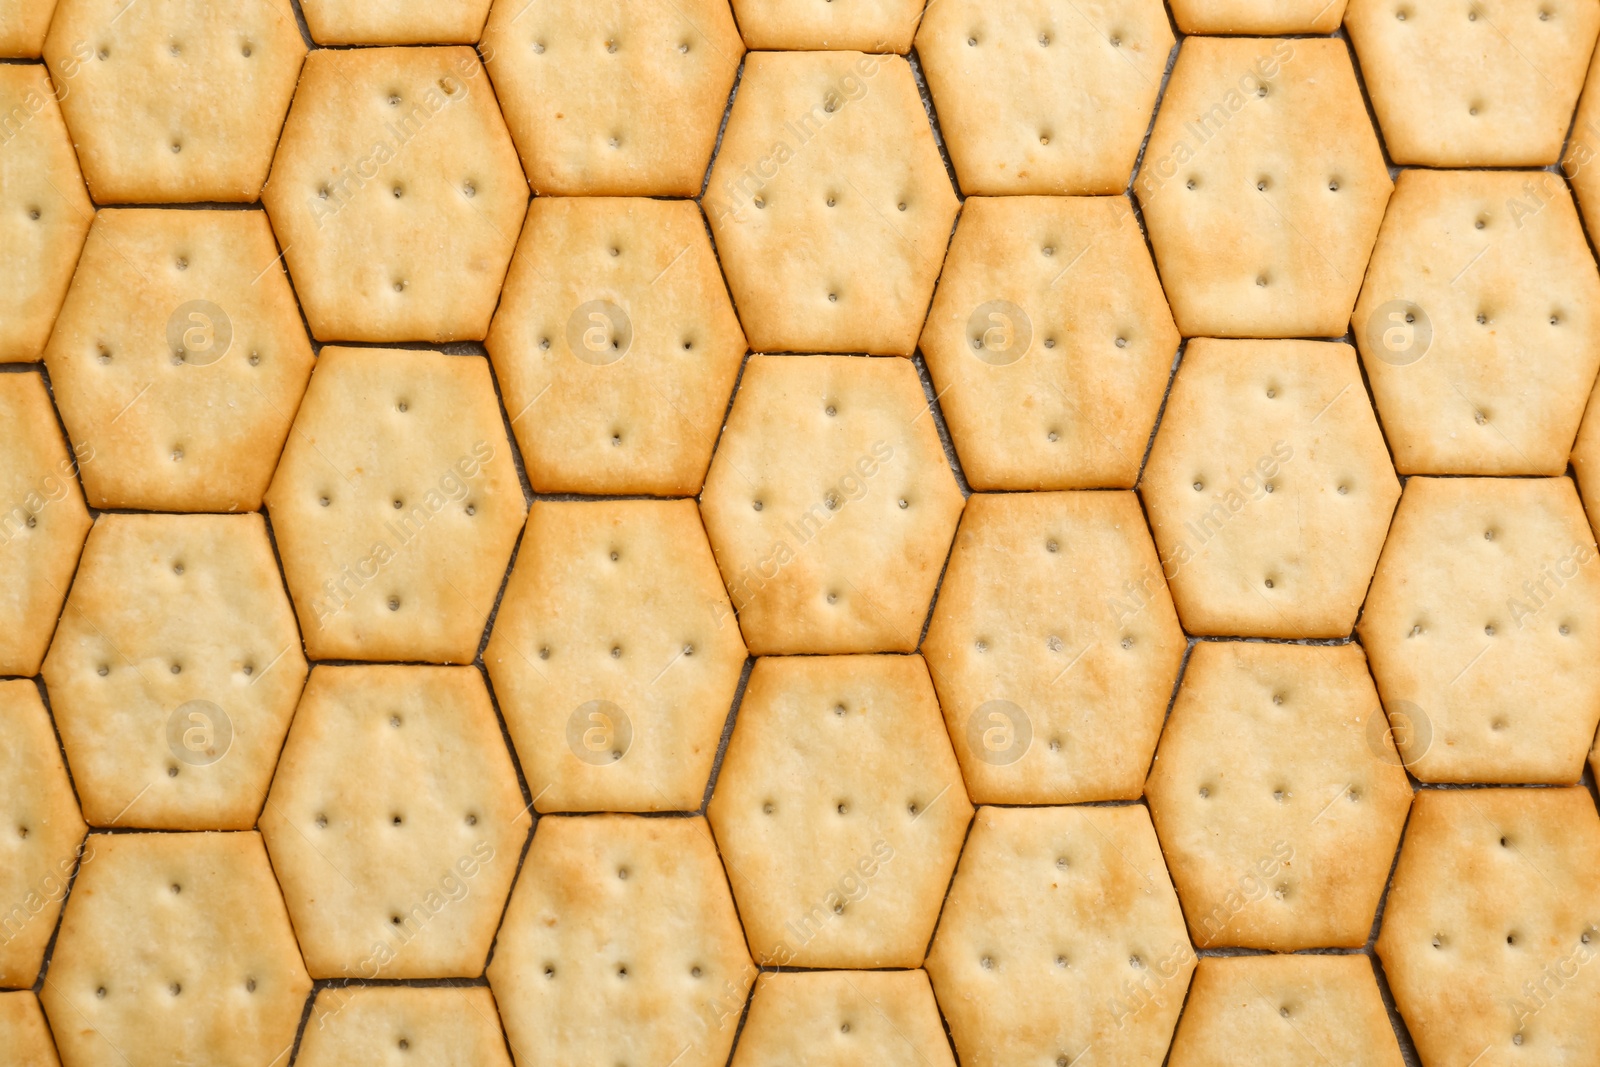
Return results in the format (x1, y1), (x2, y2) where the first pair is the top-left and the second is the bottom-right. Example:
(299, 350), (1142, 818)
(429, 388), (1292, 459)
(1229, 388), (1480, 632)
(0, 992), (61, 1066)
(731, 970), (956, 1067)
(299, 986), (511, 1067)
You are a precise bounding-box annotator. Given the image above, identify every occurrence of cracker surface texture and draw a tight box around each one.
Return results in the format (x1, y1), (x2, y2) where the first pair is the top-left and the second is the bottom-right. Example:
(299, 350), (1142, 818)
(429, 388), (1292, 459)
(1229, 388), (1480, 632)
(0, 992), (63, 1067)
(730, 0), (926, 52)
(298, 986), (513, 1066)
(1168, 0), (1346, 33)
(299, 0), (491, 44)
(731, 970), (956, 1067)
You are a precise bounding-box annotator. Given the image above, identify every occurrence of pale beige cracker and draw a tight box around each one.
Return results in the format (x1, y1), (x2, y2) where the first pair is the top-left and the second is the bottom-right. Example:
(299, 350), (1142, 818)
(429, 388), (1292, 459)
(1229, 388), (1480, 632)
(0, 0), (58, 56)
(44, 208), (316, 512)
(707, 655), (972, 968)
(1377, 787), (1600, 1064)
(0, 992), (61, 1066)
(1168, 0), (1346, 33)
(42, 513), (307, 830)
(260, 666), (529, 980)
(0, 680), (87, 989)
(264, 347), (526, 664)
(0, 65), (91, 362)
(1145, 642), (1412, 950)
(1167, 955), (1403, 1067)
(1347, 0), (1600, 166)
(1576, 376), (1600, 539)
(925, 804), (1193, 1067)
(731, 970), (956, 1067)
(922, 491), (1185, 804)
(263, 47), (527, 343)
(482, 0), (742, 196)
(1358, 477), (1600, 783)
(487, 814), (754, 1067)
(1353, 169), (1600, 475)
(301, 0), (490, 44)
(485, 500), (747, 813)
(43, 0), (305, 201)
(1564, 43), (1600, 240)
(0, 373), (91, 676)
(485, 197), (746, 495)
(919, 196), (1179, 490)
(41, 831), (311, 1067)
(703, 51), (959, 355)
(731, 0), (925, 51)
(916, 0), (1172, 195)
(1136, 38), (1392, 338)
(299, 986), (512, 1067)
(1141, 338), (1400, 638)
(699, 355), (964, 654)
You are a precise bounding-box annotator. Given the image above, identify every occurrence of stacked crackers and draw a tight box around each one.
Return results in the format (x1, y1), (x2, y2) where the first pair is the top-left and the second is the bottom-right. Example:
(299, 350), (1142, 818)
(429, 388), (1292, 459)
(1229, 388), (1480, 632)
(3, 0), (1600, 1064)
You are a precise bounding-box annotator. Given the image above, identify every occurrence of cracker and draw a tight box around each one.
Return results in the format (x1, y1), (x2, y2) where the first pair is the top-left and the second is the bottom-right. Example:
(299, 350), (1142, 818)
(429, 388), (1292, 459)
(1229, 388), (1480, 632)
(41, 831), (311, 1066)
(484, 197), (746, 495)
(1574, 375), (1600, 540)
(0, 373), (91, 676)
(1357, 476), (1600, 783)
(915, 0), (1173, 195)
(43, 208), (316, 512)
(1141, 338), (1401, 638)
(918, 196), (1179, 490)
(485, 500), (747, 813)
(1565, 44), (1600, 240)
(1167, 955), (1403, 1067)
(482, 0), (742, 196)
(1352, 169), (1600, 476)
(264, 347), (526, 664)
(42, 0), (305, 201)
(730, 970), (956, 1067)
(42, 514), (307, 830)
(487, 814), (754, 1067)
(0, 680), (87, 989)
(0, 992), (62, 1066)
(0, 65), (91, 362)
(699, 355), (965, 654)
(1376, 787), (1600, 1063)
(1145, 642), (1411, 950)
(703, 52), (960, 355)
(300, 0), (490, 44)
(924, 805), (1193, 1067)
(730, 0), (925, 52)
(922, 491), (1186, 804)
(1346, 0), (1600, 166)
(262, 47), (527, 343)
(706, 655), (972, 968)
(1168, 0), (1346, 33)
(1135, 38), (1392, 338)
(299, 986), (512, 1067)
(259, 666), (528, 980)
(0, 0), (57, 56)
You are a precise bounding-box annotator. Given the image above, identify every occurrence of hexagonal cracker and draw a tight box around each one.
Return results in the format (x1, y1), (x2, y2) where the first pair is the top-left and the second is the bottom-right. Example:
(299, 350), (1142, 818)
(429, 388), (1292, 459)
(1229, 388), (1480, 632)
(44, 208), (316, 512)
(699, 355), (964, 655)
(730, 971), (955, 1067)
(0, 680), (87, 989)
(925, 805), (1194, 1067)
(0, 991), (61, 1066)
(1146, 643), (1412, 951)
(919, 196), (1179, 490)
(1352, 169), (1600, 475)
(40, 831), (311, 1065)
(263, 47), (527, 343)
(488, 814), (755, 1067)
(916, 0), (1173, 195)
(1168, 0), (1347, 33)
(703, 52), (959, 355)
(706, 654), (972, 968)
(260, 666), (529, 979)
(485, 197), (746, 495)
(1358, 477), (1600, 783)
(42, 514), (307, 830)
(1167, 955), (1404, 1067)
(730, 0), (926, 52)
(264, 347), (526, 664)
(298, 987), (512, 1067)
(482, 0), (742, 196)
(1135, 38), (1392, 338)
(1347, 0), (1600, 167)
(922, 491), (1185, 804)
(0, 373), (91, 676)
(1141, 339), (1400, 638)
(0, 65), (91, 362)
(485, 500), (746, 813)
(43, 0), (305, 201)
(300, 0), (492, 44)
(1377, 787), (1600, 1063)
